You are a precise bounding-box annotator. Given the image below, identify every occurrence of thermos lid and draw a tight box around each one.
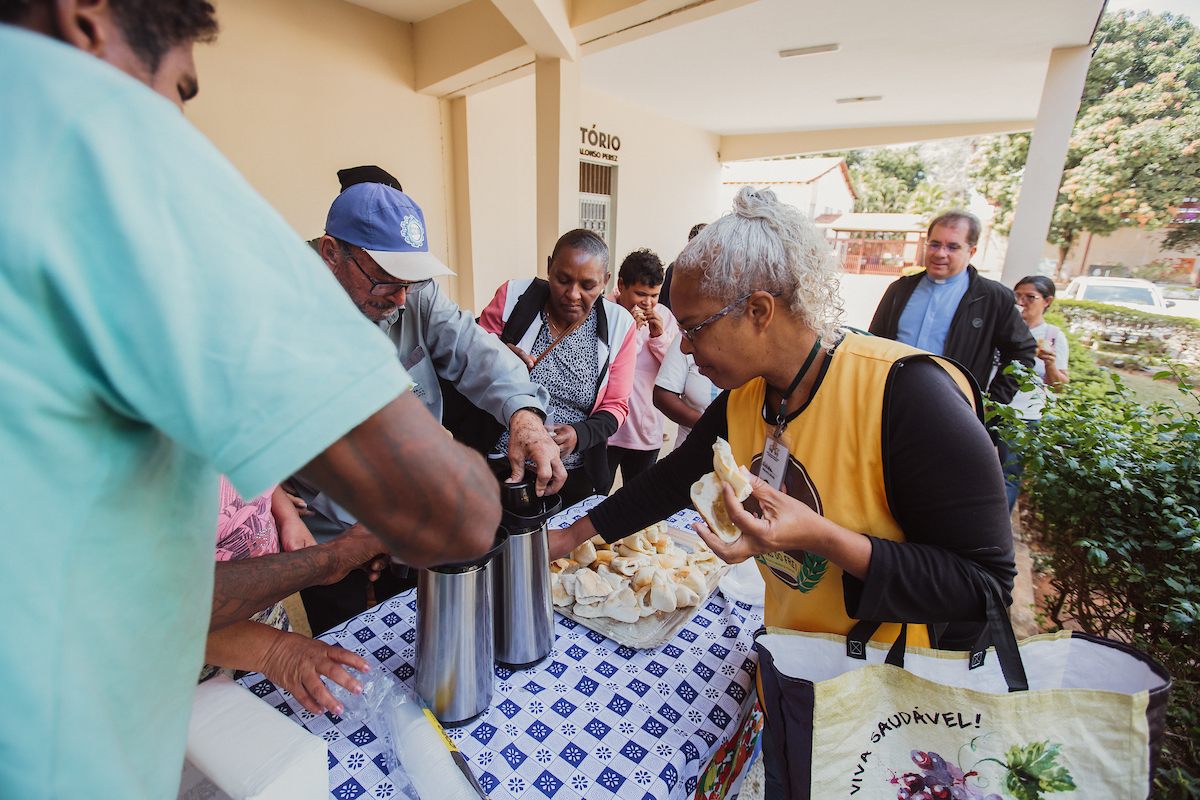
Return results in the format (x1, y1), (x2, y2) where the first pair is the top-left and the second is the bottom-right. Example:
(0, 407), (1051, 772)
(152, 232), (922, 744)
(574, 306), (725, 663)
(499, 475), (538, 514)
(501, 494), (562, 534)
(426, 526), (509, 574)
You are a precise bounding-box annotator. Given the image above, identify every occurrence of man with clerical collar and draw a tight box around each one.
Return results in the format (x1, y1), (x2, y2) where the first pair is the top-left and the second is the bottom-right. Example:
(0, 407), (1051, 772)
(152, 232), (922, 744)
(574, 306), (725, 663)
(869, 210), (1035, 404)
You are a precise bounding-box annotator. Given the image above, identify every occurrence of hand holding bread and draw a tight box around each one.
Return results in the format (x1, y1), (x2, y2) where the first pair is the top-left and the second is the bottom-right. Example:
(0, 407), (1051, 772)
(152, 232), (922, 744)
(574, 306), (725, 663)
(690, 438), (754, 543)
(691, 467), (873, 581)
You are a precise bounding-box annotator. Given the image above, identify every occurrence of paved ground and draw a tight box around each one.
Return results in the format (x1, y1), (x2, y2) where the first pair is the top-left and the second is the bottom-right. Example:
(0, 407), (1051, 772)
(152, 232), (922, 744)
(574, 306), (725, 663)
(838, 274), (894, 330)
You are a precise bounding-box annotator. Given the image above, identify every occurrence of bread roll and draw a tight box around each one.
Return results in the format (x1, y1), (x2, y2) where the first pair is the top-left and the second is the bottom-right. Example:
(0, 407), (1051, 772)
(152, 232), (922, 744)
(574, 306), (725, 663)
(600, 586), (641, 624)
(570, 540), (597, 567)
(599, 568), (625, 591)
(674, 583), (700, 608)
(675, 567), (707, 596)
(653, 552), (685, 570)
(573, 601), (607, 618)
(690, 437), (754, 543)
(620, 533), (654, 555)
(634, 585), (657, 617)
(550, 558), (578, 574)
(631, 564), (657, 591)
(648, 569), (677, 613)
(551, 573), (573, 607)
(713, 437), (753, 497)
(573, 569), (612, 603)
(610, 556), (640, 577)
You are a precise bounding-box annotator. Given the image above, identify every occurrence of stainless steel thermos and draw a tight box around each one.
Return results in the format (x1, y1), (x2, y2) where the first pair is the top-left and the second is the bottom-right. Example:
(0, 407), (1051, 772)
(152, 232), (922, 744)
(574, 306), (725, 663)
(414, 528), (508, 727)
(414, 473), (562, 725)
(493, 479), (561, 669)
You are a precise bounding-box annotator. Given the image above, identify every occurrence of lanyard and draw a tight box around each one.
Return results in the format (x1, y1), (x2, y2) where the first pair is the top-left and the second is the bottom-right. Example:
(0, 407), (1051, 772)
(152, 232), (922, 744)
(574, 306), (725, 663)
(769, 338), (821, 438)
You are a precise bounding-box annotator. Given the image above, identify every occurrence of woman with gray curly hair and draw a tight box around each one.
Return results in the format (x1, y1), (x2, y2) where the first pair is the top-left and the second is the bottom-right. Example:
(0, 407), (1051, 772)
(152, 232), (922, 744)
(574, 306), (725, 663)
(551, 187), (1014, 798)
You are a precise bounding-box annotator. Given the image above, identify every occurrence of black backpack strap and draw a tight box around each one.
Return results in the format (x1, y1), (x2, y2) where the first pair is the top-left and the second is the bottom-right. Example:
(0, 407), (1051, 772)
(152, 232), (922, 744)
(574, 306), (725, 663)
(501, 278), (550, 345)
(883, 353), (984, 439)
(594, 299), (611, 395)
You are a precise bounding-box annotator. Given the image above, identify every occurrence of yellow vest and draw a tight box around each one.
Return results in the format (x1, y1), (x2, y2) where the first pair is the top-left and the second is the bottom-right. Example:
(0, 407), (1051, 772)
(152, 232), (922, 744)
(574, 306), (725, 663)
(726, 333), (975, 648)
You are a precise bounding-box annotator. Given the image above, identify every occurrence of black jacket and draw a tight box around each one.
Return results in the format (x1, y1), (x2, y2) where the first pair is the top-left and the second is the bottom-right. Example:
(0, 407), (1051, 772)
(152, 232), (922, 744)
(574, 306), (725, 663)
(868, 266), (1035, 404)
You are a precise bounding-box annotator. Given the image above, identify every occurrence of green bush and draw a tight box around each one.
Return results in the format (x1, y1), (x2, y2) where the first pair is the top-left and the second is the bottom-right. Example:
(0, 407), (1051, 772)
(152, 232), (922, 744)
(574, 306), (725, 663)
(1044, 311), (1108, 395)
(997, 354), (1200, 797)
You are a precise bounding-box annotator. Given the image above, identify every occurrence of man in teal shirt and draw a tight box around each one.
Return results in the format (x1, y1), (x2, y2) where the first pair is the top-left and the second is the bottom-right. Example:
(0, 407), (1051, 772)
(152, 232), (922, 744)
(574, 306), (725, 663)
(0, 3), (501, 799)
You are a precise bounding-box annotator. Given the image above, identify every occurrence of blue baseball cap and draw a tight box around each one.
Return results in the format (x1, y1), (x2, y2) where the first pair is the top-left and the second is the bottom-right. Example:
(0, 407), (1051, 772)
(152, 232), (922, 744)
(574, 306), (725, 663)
(325, 183), (454, 281)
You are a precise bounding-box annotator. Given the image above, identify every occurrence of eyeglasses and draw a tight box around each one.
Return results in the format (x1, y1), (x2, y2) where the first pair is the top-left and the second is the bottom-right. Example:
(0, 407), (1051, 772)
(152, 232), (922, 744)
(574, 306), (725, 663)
(926, 241), (968, 254)
(679, 291), (779, 343)
(1014, 292), (1047, 303)
(349, 255), (431, 296)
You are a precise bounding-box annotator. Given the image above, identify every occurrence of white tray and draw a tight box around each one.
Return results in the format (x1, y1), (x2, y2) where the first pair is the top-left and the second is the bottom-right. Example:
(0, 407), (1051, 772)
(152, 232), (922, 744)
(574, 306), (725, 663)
(554, 526), (730, 650)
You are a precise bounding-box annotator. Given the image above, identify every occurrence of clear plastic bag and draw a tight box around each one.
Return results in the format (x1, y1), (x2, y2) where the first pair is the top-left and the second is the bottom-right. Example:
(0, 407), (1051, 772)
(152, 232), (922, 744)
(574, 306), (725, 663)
(328, 671), (488, 800)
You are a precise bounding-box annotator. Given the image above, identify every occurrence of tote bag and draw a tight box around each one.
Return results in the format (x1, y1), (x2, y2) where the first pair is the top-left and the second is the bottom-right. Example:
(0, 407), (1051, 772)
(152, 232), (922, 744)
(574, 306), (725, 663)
(754, 583), (1171, 800)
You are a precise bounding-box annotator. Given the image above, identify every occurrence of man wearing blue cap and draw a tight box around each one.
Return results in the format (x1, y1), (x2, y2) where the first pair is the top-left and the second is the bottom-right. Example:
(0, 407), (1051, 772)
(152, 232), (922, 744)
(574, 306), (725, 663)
(291, 182), (567, 633)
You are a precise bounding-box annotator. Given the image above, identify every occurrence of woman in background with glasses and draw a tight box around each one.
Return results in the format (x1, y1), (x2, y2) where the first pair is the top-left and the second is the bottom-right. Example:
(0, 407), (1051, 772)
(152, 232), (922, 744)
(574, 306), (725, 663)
(547, 187), (1015, 799)
(1000, 275), (1070, 511)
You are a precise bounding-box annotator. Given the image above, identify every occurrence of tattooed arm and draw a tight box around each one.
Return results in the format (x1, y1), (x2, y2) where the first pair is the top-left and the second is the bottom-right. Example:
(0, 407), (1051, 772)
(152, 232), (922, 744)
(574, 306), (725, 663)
(210, 523), (387, 631)
(295, 391), (501, 570)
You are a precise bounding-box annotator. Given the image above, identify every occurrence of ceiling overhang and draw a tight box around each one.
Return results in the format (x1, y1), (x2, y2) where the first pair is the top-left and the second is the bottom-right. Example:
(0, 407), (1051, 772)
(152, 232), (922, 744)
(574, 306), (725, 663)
(353, 0), (1105, 157)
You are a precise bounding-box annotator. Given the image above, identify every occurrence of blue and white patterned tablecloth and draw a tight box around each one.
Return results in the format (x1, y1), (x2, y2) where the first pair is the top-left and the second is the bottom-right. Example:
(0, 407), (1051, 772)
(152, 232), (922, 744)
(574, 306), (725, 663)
(238, 497), (764, 800)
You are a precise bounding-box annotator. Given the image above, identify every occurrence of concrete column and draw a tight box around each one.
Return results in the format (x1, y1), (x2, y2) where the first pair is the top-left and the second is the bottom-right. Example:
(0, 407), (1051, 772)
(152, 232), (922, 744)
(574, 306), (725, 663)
(442, 96), (476, 312)
(1000, 45), (1093, 287)
(535, 55), (580, 277)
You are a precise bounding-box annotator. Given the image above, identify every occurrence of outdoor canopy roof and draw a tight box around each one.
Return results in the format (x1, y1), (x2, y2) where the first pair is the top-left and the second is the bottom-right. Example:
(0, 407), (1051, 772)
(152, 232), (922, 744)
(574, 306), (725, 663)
(349, 0), (1105, 160)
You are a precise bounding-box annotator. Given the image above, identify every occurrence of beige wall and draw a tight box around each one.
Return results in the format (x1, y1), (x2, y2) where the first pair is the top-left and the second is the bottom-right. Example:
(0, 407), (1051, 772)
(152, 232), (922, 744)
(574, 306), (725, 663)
(183, 0), (723, 312)
(186, 0), (451, 267)
(463, 77), (722, 309)
(1040, 227), (1198, 278)
(583, 88), (722, 273)
(718, 171), (855, 221)
(810, 173), (856, 218)
(464, 77), (539, 310)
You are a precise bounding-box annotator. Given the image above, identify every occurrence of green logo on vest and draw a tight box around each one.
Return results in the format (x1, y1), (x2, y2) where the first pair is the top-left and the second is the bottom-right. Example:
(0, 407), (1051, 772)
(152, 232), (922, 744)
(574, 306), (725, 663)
(748, 451), (827, 593)
(756, 551), (828, 593)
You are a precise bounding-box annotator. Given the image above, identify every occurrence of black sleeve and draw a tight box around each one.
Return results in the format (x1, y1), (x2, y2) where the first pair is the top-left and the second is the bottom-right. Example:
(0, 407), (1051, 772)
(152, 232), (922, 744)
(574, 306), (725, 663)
(589, 392), (730, 541)
(570, 410), (619, 453)
(868, 281), (900, 338)
(843, 358), (1016, 649)
(985, 299), (1037, 405)
(659, 263), (674, 310)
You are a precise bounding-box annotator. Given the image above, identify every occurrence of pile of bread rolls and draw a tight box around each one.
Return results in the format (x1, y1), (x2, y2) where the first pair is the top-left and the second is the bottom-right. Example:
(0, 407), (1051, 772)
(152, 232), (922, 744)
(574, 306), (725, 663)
(550, 522), (724, 625)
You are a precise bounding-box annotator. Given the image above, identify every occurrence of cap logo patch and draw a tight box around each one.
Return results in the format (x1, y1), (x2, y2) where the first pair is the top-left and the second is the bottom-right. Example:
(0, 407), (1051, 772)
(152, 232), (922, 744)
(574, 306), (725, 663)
(400, 215), (425, 248)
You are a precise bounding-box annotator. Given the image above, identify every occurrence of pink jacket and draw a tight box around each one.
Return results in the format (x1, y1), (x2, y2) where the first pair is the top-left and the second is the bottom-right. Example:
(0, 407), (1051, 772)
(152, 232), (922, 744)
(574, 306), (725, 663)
(606, 291), (678, 450)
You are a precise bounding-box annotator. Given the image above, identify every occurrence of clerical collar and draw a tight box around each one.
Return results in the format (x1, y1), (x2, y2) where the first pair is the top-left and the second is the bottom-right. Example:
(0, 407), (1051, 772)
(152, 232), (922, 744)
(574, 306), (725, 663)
(923, 269), (967, 287)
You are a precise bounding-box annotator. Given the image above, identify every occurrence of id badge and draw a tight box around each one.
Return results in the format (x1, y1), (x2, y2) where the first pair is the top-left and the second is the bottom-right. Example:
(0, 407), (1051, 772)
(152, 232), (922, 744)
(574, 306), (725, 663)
(759, 434), (789, 491)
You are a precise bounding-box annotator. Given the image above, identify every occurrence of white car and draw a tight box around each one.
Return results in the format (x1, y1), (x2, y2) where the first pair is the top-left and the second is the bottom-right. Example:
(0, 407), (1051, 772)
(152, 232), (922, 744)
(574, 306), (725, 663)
(1062, 277), (1177, 312)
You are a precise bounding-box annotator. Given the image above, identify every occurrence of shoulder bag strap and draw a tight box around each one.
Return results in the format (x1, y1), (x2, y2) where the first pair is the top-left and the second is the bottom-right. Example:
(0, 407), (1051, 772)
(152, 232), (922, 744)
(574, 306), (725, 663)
(502, 278), (551, 345)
